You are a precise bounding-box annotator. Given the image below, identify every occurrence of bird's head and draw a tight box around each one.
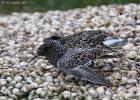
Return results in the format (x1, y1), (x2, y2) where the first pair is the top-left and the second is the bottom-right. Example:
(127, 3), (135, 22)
(37, 35), (61, 56)
(37, 43), (48, 56)
(28, 35), (63, 63)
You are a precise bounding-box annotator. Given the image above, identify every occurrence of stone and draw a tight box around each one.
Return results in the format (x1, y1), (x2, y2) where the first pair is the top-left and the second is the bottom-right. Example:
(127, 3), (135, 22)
(127, 51), (137, 58)
(61, 91), (71, 99)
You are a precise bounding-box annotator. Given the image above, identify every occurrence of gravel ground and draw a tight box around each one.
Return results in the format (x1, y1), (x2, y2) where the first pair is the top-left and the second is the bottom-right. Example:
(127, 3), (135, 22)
(0, 4), (140, 100)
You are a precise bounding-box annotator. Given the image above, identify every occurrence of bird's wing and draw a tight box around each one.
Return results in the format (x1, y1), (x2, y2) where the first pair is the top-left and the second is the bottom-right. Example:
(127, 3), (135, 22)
(70, 61), (111, 87)
(62, 30), (111, 48)
(57, 48), (110, 86)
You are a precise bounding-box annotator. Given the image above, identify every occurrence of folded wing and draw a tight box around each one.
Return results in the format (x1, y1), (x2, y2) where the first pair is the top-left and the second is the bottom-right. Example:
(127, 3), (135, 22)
(70, 62), (111, 87)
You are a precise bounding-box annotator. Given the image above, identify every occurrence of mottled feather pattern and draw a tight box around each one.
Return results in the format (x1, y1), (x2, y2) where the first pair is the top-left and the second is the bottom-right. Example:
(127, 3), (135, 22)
(35, 30), (124, 87)
(62, 30), (110, 48)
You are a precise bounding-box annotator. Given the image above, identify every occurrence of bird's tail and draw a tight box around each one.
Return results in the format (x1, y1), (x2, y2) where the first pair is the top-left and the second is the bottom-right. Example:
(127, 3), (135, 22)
(70, 62), (111, 87)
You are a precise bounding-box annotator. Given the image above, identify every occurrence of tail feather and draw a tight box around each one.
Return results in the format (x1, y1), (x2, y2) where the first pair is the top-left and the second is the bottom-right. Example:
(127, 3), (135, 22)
(70, 65), (111, 87)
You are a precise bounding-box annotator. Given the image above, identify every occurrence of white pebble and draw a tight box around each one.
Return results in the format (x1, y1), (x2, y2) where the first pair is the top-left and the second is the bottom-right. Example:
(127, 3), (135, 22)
(14, 75), (23, 82)
(0, 96), (7, 100)
(21, 85), (32, 92)
(31, 82), (38, 88)
(6, 77), (13, 82)
(128, 87), (137, 94)
(40, 63), (52, 69)
(96, 87), (105, 96)
(35, 77), (43, 84)
(26, 77), (33, 83)
(121, 77), (128, 84)
(8, 40), (15, 47)
(113, 72), (122, 79)
(11, 80), (17, 85)
(5, 89), (11, 95)
(62, 91), (71, 99)
(88, 89), (97, 97)
(36, 88), (46, 97)
(127, 51), (137, 58)
(123, 43), (135, 50)
(15, 83), (23, 88)
(0, 58), (4, 65)
(127, 79), (137, 84)
(125, 93), (133, 98)
(85, 95), (93, 100)
(19, 61), (27, 67)
(105, 91), (112, 96)
(103, 97), (110, 100)
(46, 76), (53, 82)
(36, 88), (43, 94)
(0, 79), (7, 85)
(71, 93), (78, 97)
(21, 86), (28, 92)
(12, 88), (20, 95)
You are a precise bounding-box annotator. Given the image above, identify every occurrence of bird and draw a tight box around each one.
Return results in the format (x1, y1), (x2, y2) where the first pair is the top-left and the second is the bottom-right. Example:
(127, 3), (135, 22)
(29, 30), (126, 87)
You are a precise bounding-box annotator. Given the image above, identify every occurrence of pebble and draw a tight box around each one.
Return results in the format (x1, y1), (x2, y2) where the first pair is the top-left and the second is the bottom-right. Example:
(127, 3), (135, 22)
(31, 82), (39, 88)
(127, 79), (137, 84)
(0, 79), (7, 86)
(102, 97), (110, 100)
(85, 95), (93, 100)
(121, 77), (128, 84)
(123, 43), (135, 50)
(26, 77), (34, 83)
(0, 96), (7, 100)
(36, 88), (43, 95)
(35, 77), (43, 84)
(41, 64), (53, 70)
(21, 85), (32, 92)
(0, 58), (4, 65)
(127, 51), (137, 58)
(61, 91), (71, 99)
(128, 86), (137, 94)
(112, 72), (122, 80)
(12, 88), (20, 95)
(96, 87), (105, 96)
(88, 89), (98, 97)
(19, 61), (27, 67)
(71, 93), (78, 97)
(14, 75), (23, 82)
(15, 83), (23, 88)
(46, 76), (54, 82)
(6, 77), (13, 82)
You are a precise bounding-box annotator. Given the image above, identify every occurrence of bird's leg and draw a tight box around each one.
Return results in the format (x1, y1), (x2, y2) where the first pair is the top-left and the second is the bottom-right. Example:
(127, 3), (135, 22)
(114, 50), (126, 68)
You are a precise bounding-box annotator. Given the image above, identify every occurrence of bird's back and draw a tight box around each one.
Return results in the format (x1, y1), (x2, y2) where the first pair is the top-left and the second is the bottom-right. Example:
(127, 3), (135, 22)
(62, 30), (111, 48)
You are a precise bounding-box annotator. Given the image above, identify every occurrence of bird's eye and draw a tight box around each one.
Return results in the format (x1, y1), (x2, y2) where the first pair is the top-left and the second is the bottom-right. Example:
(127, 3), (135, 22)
(38, 49), (41, 52)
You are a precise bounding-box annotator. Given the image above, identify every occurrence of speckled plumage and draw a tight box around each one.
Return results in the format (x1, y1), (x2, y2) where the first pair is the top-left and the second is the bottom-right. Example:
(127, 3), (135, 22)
(35, 30), (123, 87)
(44, 30), (112, 48)
(57, 48), (112, 86)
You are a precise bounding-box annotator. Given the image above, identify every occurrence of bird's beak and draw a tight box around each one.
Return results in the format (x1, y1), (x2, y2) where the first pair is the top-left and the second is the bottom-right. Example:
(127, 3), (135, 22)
(28, 55), (38, 63)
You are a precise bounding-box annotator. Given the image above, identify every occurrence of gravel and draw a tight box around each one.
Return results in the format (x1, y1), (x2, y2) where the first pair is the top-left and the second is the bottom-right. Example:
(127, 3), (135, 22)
(0, 3), (140, 100)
